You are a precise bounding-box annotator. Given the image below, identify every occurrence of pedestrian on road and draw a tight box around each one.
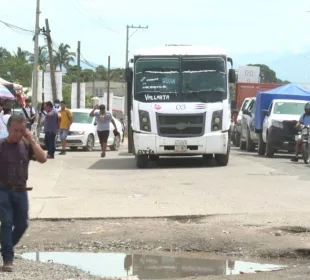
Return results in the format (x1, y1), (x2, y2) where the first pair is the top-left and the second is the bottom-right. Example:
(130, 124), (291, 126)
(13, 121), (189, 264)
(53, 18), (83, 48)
(0, 114), (46, 272)
(291, 102), (310, 162)
(44, 101), (58, 159)
(120, 117), (126, 143)
(90, 104), (118, 157)
(21, 99), (36, 131)
(58, 101), (73, 155)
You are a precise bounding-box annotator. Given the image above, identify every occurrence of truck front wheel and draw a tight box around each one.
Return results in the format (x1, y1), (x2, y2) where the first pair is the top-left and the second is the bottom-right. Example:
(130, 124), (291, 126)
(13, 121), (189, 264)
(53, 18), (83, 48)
(136, 155), (149, 168)
(215, 143), (230, 167)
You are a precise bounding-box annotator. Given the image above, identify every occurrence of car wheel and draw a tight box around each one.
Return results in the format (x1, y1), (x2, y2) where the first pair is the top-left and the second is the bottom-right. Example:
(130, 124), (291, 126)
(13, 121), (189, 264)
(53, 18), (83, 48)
(70, 147), (78, 151)
(83, 134), (94, 151)
(136, 155), (148, 168)
(110, 135), (121, 151)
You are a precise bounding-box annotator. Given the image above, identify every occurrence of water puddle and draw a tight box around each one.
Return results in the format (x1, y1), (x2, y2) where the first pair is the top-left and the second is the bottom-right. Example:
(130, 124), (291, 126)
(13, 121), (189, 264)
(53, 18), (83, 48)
(22, 252), (286, 278)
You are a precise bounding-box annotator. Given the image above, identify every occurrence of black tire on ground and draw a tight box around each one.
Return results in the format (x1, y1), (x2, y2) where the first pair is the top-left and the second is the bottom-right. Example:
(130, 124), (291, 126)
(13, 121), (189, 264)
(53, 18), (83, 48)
(246, 128), (255, 152)
(257, 134), (266, 156)
(149, 155), (159, 161)
(202, 154), (213, 160)
(239, 137), (246, 150)
(70, 147), (78, 151)
(136, 155), (148, 168)
(235, 131), (241, 147)
(110, 135), (121, 151)
(301, 143), (310, 164)
(215, 142), (230, 166)
(83, 134), (94, 152)
(265, 132), (275, 158)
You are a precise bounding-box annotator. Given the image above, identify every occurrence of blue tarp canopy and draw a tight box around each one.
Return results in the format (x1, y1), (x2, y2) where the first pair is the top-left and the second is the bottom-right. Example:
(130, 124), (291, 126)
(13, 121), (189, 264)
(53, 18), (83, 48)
(254, 83), (310, 130)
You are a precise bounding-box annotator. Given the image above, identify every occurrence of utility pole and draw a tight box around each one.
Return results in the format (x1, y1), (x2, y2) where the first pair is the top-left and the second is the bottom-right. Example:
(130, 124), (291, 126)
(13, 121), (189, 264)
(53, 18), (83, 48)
(32, 0), (40, 108)
(45, 19), (57, 101)
(77, 41), (81, 108)
(107, 55), (111, 111)
(125, 25), (148, 152)
(125, 25), (148, 68)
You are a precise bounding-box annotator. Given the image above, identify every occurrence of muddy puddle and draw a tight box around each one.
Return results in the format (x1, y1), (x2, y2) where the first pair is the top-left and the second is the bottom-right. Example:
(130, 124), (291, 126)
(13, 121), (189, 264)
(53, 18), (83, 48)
(22, 252), (286, 278)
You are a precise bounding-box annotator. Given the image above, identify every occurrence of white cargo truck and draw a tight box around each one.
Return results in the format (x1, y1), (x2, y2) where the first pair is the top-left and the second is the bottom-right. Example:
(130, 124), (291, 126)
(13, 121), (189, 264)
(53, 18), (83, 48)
(125, 45), (236, 168)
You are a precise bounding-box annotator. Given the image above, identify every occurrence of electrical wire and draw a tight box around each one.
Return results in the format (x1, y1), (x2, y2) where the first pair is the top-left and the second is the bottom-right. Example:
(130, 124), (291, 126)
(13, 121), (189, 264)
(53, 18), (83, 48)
(0, 19), (34, 34)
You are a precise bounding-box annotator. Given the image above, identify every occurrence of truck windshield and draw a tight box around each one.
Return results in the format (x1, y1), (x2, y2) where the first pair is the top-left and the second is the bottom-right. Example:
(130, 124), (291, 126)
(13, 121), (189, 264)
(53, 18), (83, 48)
(273, 102), (305, 115)
(135, 58), (180, 102)
(134, 57), (227, 103)
(182, 58), (226, 103)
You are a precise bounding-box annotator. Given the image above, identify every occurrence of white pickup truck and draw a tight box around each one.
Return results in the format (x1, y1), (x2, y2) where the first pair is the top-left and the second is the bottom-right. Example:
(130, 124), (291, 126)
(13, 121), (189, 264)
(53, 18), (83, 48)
(258, 99), (307, 157)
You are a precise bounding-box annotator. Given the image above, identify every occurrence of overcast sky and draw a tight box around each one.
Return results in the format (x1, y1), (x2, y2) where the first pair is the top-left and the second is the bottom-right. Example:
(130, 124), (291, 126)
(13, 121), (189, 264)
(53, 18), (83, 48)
(1, 0), (310, 69)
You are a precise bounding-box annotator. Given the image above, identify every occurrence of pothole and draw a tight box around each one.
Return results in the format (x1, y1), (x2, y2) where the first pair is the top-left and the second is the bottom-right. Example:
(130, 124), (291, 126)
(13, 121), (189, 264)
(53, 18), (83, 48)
(22, 252), (286, 278)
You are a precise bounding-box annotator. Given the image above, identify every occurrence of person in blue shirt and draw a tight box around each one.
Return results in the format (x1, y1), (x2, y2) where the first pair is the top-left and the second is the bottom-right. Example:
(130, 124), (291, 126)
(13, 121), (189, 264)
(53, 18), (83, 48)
(291, 102), (310, 162)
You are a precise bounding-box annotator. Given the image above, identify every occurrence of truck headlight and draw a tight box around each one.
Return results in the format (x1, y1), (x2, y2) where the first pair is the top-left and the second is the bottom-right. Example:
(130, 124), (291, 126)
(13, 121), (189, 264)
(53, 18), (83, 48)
(271, 120), (283, 129)
(211, 110), (223, 131)
(139, 110), (151, 132)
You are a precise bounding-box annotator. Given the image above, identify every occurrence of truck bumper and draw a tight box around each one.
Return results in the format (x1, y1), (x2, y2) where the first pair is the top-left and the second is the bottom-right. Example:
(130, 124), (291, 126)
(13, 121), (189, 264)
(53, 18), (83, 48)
(134, 132), (229, 155)
(269, 126), (296, 151)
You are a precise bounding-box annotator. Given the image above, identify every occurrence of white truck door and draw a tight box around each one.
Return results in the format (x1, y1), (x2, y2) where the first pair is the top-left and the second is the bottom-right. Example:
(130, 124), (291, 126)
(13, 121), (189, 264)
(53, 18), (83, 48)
(263, 102), (274, 142)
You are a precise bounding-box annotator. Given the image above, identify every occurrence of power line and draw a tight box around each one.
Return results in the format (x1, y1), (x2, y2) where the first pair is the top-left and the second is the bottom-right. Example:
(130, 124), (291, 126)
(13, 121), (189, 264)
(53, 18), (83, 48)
(69, 0), (120, 35)
(0, 19), (34, 34)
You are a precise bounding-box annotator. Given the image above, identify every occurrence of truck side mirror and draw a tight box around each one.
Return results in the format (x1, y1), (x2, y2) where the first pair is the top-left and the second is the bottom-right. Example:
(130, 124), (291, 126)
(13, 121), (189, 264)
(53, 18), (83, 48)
(229, 69), (236, 84)
(262, 109), (270, 116)
(125, 68), (133, 83)
(243, 109), (250, 115)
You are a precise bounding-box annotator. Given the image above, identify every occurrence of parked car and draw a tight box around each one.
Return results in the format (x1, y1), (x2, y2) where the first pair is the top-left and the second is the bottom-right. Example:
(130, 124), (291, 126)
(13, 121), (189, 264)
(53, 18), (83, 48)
(233, 97), (251, 147)
(39, 109), (123, 151)
(259, 99), (307, 157)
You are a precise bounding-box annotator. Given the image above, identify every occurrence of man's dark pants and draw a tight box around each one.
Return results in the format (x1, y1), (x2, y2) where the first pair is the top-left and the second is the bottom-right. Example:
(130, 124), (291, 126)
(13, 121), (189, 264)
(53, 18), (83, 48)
(0, 188), (28, 262)
(44, 132), (56, 156)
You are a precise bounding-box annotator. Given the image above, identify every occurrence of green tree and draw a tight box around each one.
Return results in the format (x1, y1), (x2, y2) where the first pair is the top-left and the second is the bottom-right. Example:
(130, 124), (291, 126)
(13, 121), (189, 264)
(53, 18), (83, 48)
(29, 46), (49, 70)
(62, 84), (71, 106)
(0, 47), (11, 63)
(14, 47), (31, 62)
(247, 64), (289, 84)
(53, 43), (76, 71)
(95, 65), (107, 81)
(81, 69), (95, 82)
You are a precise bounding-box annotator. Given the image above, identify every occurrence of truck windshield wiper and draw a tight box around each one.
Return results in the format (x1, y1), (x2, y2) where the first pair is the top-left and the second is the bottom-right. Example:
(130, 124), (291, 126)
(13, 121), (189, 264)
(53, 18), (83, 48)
(183, 89), (226, 103)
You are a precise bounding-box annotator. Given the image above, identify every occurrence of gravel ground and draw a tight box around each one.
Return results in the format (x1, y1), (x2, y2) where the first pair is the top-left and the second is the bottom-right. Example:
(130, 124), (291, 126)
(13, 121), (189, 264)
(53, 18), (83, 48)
(2, 216), (310, 279)
(0, 258), (103, 280)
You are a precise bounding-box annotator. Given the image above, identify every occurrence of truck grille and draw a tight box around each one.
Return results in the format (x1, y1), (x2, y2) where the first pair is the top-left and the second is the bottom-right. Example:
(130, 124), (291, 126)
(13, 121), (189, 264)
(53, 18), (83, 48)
(156, 113), (205, 137)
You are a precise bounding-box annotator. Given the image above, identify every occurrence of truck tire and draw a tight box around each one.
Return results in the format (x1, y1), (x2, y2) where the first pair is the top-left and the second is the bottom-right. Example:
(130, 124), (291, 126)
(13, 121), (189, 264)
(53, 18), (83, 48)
(301, 143), (310, 164)
(246, 128), (255, 152)
(257, 134), (266, 156)
(235, 131), (241, 147)
(215, 142), (230, 167)
(239, 138), (246, 150)
(136, 155), (148, 168)
(265, 132), (275, 158)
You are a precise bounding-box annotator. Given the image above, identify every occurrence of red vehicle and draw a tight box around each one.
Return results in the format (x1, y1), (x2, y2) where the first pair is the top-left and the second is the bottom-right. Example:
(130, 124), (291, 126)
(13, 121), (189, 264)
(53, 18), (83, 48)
(232, 82), (281, 123)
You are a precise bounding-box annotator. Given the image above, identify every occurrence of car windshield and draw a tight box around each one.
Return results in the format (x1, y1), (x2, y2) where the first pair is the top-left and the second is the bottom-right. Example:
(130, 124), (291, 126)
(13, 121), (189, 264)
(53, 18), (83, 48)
(273, 102), (305, 115)
(134, 56), (227, 103)
(241, 100), (250, 111)
(72, 112), (93, 124)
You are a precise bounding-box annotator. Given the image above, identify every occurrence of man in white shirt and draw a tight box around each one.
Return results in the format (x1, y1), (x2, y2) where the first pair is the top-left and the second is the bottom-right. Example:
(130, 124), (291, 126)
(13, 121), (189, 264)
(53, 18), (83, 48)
(22, 99), (36, 130)
(0, 107), (12, 138)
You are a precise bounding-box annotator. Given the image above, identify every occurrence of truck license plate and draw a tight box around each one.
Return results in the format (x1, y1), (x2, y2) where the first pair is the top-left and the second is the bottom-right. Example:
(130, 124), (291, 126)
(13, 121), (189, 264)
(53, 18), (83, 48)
(175, 140), (187, 152)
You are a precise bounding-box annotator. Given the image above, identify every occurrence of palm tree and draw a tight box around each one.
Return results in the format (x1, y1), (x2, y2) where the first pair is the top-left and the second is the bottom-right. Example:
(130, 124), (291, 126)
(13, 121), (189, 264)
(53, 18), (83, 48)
(14, 47), (31, 62)
(53, 43), (76, 72)
(29, 46), (49, 70)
